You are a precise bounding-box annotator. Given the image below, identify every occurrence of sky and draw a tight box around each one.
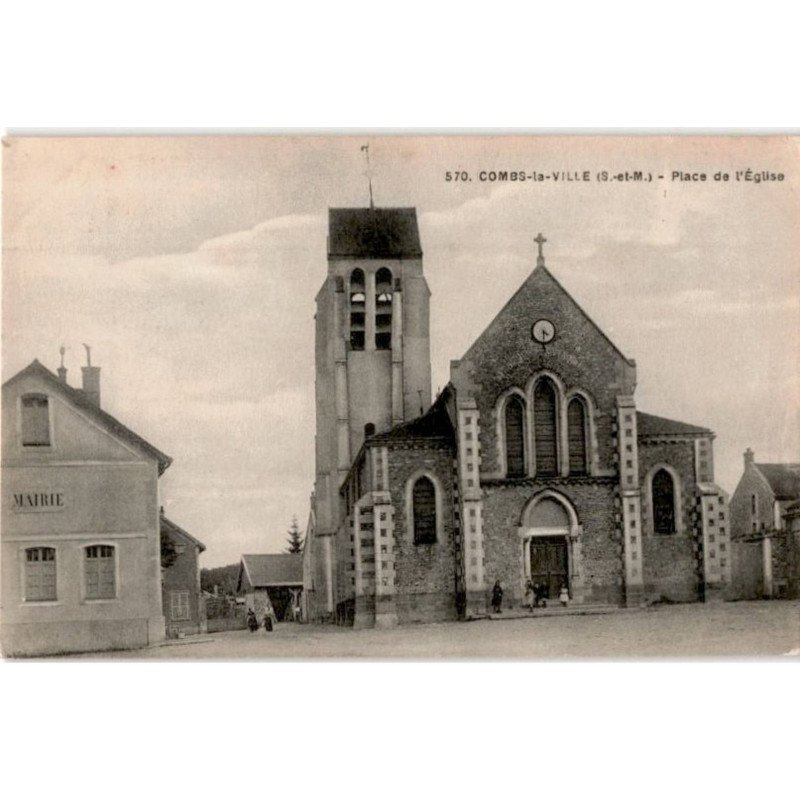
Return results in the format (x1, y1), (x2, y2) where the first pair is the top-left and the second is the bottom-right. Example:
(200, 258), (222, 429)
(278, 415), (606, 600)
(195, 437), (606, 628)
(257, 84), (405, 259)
(3, 135), (799, 567)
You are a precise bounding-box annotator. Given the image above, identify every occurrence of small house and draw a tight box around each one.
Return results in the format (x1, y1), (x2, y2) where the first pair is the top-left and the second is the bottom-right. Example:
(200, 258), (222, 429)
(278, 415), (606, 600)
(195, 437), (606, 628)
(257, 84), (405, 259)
(237, 553), (304, 622)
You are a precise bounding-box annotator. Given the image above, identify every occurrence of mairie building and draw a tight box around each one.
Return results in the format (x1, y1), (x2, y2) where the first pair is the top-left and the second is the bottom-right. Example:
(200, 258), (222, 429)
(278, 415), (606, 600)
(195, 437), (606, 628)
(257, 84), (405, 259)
(1, 358), (171, 656)
(303, 206), (731, 627)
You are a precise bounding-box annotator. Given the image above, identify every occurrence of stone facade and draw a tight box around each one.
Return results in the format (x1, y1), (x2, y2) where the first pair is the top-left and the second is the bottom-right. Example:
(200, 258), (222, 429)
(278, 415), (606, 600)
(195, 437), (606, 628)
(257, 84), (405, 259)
(305, 209), (729, 627)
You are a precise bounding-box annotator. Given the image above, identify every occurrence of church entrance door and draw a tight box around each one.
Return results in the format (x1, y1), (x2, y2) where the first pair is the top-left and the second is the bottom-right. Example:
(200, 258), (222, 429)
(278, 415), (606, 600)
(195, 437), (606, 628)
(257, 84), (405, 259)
(529, 537), (568, 600)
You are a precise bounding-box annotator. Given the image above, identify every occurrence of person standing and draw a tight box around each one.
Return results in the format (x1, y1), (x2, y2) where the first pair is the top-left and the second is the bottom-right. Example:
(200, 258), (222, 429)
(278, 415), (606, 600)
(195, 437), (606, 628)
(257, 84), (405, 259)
(525, 579), (534, 612)
(491, 580), (504, 614)
(247, 608), (258, 632)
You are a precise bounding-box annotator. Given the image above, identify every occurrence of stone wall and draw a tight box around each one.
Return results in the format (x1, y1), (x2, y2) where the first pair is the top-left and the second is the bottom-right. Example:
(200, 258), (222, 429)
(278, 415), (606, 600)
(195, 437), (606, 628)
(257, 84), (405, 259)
(637, 439), (696, 536)
(482, 479), (623, 607)
(642, 536), (701, 602)
(386, 442), (458, 623)
(731, 540), (764, 600)
(452, 265), (635, 477)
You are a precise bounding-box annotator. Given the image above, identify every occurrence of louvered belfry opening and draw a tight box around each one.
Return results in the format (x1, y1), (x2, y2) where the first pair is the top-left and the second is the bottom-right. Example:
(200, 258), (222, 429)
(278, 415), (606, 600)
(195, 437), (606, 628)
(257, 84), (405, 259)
(412, 477), (437, 544)
(534, 379), (558, 476)
(653, 469), (676, 534)
(349, 268), (366, 350)
(504, 396), (525, 477)
(567, 397), (588, 475)
(375, 267), (393, 350)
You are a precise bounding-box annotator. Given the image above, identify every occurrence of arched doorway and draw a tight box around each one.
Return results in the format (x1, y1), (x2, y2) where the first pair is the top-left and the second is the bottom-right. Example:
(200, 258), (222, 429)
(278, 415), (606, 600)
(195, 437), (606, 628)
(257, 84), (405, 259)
(518, 492), (584, 603)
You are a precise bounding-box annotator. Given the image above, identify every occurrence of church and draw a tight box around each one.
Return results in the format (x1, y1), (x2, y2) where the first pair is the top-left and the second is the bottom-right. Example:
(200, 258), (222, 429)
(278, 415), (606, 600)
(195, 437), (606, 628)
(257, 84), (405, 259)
(302, 206), (732, 627)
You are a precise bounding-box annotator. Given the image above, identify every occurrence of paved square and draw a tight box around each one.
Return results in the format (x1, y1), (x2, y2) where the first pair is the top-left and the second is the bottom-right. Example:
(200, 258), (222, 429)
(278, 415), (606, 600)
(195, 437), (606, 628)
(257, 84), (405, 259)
(62, 599), (800, 659)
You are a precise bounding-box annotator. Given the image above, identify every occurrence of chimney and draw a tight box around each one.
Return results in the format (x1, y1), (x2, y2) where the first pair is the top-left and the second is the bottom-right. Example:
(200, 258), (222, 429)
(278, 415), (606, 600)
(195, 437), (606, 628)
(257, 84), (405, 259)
(81, 344), (101, 407)
(744, 448), (755, 468)
(57, 345), (68, 384)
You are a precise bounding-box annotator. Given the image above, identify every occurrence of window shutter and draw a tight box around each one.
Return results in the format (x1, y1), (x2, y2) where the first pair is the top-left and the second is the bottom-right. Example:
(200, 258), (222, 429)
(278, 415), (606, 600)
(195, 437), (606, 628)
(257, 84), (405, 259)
(534, 381), (558, 476)
(25, 547), (57, 601)
(21, 395), (50, 446)
(85, 546), (115, 599)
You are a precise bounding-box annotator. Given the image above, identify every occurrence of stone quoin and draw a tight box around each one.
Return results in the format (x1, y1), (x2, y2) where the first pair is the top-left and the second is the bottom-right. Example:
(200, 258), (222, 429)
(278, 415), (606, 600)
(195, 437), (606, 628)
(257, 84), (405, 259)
(302, 206), (730, 627)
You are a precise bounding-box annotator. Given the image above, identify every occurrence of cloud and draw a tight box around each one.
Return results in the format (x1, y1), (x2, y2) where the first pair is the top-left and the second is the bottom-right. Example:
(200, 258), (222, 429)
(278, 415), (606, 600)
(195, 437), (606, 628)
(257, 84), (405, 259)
(4, 136), (799, 564)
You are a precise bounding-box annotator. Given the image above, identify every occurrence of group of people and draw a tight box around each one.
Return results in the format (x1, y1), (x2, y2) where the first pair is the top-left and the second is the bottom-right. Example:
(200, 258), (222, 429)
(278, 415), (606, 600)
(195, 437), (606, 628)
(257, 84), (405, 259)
(246, 608), (274, 633)
(490, 579), (569, 614)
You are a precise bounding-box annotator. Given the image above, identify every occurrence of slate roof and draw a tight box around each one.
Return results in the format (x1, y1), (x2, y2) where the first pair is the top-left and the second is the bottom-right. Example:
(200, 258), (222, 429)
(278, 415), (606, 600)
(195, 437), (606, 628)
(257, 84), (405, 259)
(160, 514), (206, 553)
(3, 360), (172, 474)
(368, 396), (454, 445)
(636, 411), (712, 438)
(328, 207), (422, 259)
(784, 499), (800, 515)
(240, 553), (303, 587)
(754, 463), (800, 501)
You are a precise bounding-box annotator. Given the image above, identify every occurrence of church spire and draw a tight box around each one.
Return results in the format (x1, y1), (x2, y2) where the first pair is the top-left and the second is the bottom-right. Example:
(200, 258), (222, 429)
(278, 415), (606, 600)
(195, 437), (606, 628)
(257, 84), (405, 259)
(535, 232), (547, 267)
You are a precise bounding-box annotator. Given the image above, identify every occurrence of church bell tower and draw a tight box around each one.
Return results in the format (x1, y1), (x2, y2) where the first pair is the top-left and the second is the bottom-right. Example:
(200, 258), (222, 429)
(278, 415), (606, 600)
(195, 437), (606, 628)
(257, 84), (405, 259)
(312, 206), (432, 571)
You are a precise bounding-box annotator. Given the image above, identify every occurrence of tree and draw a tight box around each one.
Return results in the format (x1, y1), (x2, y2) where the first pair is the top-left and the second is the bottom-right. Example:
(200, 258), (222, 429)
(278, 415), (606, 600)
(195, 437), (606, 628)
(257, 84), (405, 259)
(200, 564), (240, 596)
(161, 531), (178, 570)
(286, 516), (304, 554)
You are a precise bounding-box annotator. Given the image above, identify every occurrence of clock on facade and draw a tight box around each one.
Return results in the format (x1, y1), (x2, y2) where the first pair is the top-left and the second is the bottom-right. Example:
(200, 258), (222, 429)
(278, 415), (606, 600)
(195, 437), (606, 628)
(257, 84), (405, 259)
(531, 318), (556, 344)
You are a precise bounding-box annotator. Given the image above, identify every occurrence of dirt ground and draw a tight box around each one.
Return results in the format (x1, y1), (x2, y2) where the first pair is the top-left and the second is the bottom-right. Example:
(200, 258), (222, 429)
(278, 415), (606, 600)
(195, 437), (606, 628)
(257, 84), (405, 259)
(58, 599), (800, 660)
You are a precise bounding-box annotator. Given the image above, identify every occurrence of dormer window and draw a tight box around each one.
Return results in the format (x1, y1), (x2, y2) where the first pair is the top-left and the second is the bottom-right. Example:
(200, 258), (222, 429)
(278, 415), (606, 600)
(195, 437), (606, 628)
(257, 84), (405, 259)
(21, 394), (51, 447)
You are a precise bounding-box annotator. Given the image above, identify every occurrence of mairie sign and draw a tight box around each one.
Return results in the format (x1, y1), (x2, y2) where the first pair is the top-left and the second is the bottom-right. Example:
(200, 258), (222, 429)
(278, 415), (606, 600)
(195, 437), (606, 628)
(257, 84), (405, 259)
(12, 492), (65, 512)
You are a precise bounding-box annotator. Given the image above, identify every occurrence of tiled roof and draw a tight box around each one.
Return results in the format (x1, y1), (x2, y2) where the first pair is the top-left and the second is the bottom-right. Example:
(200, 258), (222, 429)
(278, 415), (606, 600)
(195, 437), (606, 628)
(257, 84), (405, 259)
(755, 463), (800, 501)
(3, 360), (172, 474)
(160, 515), (206, 553)
(636, 411), (712, 438)
(328, 207), (422, 259)
(241, 553), (303, 587)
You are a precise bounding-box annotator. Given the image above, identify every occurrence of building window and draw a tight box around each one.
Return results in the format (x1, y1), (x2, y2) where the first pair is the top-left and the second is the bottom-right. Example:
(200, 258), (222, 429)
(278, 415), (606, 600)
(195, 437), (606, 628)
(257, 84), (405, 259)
(85, 545), (116, 599)
(652, 469), (676, 535)
(567, 397), (588, 475)
(364, 422), (375, 437)
(170, 590), (191, 621)
(412, 476), (437, 544)
(24, 547), (56, 601)
(375, 267), (393, 350)
(504, 395), (525, 477)
(349, 268), (366, 350)
(533, 378), (558, 476)
(21, 394), (51, 447)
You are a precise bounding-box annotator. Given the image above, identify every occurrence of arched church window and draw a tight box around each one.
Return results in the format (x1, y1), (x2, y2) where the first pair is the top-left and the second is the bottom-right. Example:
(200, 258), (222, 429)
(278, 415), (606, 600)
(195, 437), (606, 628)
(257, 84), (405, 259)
(504, 396), (525, 477)
(652, 469), (677, 534)
(412, 476), (437, 544)
(364, 422), (375, 437)
(375, 267), (393, 350)
(567, 397), (588, 476)
(534, 379), (558, 476)
(349, 269), (366, 351)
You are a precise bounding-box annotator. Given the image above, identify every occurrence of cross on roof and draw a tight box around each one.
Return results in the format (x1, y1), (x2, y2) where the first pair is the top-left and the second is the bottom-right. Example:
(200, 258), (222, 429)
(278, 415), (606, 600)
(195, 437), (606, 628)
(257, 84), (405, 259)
(535, 232), (547, 266)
